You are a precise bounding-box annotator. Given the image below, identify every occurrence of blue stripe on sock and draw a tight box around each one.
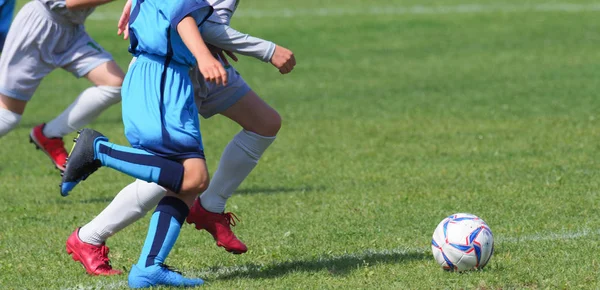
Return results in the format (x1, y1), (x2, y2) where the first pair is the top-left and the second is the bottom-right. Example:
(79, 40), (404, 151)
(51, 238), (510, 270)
(97, 143), (184, 193)
(145, 212), (172, 267)
(137, 211), (159, 268)
(154, 217), (182, 266)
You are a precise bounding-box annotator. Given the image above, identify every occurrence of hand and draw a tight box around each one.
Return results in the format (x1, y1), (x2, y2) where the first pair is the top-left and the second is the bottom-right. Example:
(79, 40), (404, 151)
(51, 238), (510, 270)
(270, 45), (296, 74)
(198, 54), (228, 86)
(117, 0), (132, 40)
(176, 17), (227, 86)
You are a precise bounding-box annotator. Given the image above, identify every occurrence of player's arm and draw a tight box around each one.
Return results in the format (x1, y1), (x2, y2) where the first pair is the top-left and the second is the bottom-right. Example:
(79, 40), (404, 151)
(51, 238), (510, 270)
(65, 0), (113, 10)
(202, 22), (296, 74)
(177, 16), (228, 86)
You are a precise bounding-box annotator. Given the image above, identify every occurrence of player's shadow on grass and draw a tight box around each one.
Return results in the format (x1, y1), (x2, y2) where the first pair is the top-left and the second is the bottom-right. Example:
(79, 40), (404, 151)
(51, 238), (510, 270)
(204, 248), (428, 280)
(50, 187), (322, 205)
(235, 186), (324, 195)
(50, 196), (115, 204)
(20, 117), (124, 129)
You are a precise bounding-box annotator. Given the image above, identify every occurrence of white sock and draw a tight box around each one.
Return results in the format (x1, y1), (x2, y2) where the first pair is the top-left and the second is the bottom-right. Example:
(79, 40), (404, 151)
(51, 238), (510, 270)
(200, 130), (276, 213)
(78, 179), (166, 245)
(0, 107), (21, 137)
(43, 86), (121, 138)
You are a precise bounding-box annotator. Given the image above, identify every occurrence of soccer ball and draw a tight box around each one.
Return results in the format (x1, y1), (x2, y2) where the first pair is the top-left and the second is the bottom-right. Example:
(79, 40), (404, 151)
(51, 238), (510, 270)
(431, 213), (494, 272)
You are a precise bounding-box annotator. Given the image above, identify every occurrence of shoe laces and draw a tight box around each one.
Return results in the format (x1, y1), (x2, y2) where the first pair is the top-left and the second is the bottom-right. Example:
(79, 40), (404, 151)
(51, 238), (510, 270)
(222, 212), (240, 227)
(159, 263), (182, 274)
(93, 245), (113, 268)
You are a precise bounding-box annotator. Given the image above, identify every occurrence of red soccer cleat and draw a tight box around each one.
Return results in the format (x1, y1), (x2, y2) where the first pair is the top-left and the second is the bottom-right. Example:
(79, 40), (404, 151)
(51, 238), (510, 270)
(186, 199), (248, 254)
(66, 228), (122, 276)
(29, 124), (68, 172)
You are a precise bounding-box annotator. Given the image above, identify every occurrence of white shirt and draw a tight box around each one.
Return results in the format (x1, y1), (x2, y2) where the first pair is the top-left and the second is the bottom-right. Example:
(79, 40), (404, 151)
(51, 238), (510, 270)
(206, 0), (239, 25)
(203, 0), (275, 62)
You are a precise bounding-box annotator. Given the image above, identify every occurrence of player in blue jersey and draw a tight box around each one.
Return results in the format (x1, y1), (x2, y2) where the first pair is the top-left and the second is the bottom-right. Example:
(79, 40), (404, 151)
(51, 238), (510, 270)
(63, 0), (296, 279)
(0, 0), (15, 52)
(61, 0), (228, 287)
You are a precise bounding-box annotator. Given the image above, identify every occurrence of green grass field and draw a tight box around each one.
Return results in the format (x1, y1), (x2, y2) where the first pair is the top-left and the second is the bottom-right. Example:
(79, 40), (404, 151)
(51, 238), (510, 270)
(1, 0), (600, 288)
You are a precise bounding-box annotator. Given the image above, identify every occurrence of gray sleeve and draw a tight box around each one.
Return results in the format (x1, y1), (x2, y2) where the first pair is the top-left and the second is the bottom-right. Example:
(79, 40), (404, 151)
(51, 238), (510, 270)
(201, 21), (276, 63)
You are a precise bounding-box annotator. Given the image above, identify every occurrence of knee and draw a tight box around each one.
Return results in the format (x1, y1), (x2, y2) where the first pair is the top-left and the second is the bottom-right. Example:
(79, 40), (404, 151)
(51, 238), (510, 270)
(181, 173), (209, 195)
(97, 86), (122, 105)
(87, 61), (125, 88)
(103, 77), (123, 88)
(267, 111), (282, 136)
(253, 110), (282, 137)
(0, 106), (22, 137)
(194, 175), (210, 193)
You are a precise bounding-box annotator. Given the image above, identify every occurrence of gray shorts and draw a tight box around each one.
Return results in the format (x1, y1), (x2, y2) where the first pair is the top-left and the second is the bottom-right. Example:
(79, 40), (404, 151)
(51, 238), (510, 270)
(191, 63), (250, 119)
(0, 1), (113, 101)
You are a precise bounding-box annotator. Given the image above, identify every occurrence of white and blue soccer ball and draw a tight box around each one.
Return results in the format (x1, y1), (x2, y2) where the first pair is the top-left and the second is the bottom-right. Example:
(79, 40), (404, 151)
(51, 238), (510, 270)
(431, 213), (494, 272)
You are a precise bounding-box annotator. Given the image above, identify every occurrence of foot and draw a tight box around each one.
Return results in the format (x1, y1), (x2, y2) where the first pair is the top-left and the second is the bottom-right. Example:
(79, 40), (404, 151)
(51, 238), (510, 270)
(29, 124), (68, 172)
(128, 264), (204, 288)
(66, 228), (122, 276)
(186, 198), (248, 254)
(60, 129), (106, 196)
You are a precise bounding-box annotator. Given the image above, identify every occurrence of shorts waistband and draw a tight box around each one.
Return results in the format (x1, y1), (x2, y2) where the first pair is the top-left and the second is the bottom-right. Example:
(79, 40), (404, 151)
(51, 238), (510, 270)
(136, 53), (191, 73)
(31, 0), (76, 26)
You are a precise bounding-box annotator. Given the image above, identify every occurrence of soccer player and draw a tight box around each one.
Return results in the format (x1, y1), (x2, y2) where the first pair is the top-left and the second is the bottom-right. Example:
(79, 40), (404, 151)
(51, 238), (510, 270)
(0, 0), (124, 172)
(62, 0), (231, 286)
(63, 0), (296, 278)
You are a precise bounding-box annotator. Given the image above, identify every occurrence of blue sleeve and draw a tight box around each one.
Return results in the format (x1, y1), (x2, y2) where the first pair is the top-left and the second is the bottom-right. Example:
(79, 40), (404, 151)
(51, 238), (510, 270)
(164, 0), (213, 30)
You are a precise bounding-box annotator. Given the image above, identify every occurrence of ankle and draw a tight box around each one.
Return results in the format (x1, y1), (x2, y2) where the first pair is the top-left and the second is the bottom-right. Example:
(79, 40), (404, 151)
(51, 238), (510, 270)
(199, 195), (226, 214)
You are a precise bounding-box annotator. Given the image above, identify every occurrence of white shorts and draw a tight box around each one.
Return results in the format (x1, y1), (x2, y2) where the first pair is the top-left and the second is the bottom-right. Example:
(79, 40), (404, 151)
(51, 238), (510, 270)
(0, 1), (113, 101)
(190, 62), (250, 119)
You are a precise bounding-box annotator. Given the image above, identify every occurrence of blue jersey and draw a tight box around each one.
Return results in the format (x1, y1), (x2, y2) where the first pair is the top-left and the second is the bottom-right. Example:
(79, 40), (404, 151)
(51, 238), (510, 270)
(128, 0), (213, 67)
(0, 0), (15, 50)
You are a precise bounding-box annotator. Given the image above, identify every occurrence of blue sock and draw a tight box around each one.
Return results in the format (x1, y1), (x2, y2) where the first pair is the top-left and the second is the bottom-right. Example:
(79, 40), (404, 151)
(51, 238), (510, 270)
(95, 140), (184, 193)
(137, 196), (189, 268)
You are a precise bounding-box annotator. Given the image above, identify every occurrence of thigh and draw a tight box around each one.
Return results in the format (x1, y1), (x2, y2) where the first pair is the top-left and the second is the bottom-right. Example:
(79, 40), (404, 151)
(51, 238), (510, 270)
(0, 94), (27, 114)
(123, 58), (204, 160)
(84, 60), (125, 87)
(195, 64), (281, 136)
(220, 90), (281, 137)
(0, 2), (55, 101)
(122, 60), (163, 150)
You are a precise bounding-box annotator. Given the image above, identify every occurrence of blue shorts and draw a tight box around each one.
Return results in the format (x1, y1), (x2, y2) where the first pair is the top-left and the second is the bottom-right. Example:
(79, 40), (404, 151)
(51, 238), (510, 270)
(122, 54), (204, 160)
(0, 0), (15, 50)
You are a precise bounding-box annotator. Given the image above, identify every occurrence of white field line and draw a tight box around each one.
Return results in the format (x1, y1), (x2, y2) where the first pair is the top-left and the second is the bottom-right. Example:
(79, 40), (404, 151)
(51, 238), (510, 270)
(495, 228), (600, 243)
(89, 3), (600, 20)
(63, 228), (600, 290)
(66, 281), (126, 290)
